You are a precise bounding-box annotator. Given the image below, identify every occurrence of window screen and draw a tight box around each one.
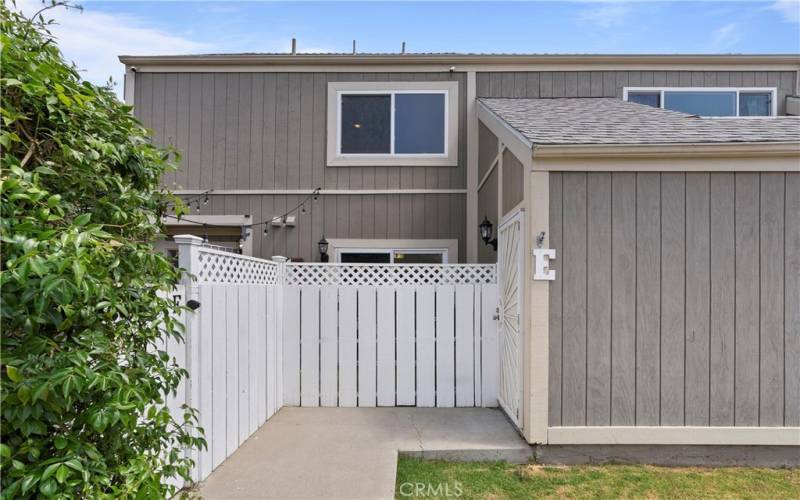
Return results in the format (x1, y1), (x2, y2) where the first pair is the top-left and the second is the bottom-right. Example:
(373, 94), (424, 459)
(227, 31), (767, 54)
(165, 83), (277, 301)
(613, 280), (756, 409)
(340, 251), (391, 263)
(340, 95), (391, 153)
(628, 92), (660, 108)
(394, 93), (446, 154)
(393, 252), (444, 264)
(739, 93), (771, 116)
(663, 91), (737, 117)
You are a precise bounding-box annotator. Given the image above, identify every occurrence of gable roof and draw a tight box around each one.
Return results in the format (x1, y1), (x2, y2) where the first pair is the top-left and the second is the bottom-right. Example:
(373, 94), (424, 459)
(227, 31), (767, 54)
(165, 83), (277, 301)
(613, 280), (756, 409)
(478, 97), (800, 146)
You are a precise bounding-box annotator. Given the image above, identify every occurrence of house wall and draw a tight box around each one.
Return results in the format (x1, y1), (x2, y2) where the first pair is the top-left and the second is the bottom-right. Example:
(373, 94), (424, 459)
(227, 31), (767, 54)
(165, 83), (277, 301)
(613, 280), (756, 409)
(547, 171), (800, 428)
(502, 149), (524, 215)
(476, 71), (797, 115)
(133, 72), (467, 261)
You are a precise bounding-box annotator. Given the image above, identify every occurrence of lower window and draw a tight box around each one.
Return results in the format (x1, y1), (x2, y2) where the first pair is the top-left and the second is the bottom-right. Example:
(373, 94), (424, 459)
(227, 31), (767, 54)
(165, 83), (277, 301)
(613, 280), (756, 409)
(337, 248), (447, 264)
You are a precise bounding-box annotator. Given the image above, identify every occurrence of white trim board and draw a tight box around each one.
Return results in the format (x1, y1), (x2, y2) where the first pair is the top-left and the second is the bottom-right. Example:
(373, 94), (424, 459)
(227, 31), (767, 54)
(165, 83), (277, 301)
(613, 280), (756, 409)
(547, 427), (800, 446)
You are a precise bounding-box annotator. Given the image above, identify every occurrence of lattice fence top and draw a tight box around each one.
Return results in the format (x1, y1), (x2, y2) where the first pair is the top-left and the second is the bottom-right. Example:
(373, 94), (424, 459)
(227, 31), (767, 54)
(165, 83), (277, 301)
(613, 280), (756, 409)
(195, 246), (280, 285)
(284, 263), (496, 286)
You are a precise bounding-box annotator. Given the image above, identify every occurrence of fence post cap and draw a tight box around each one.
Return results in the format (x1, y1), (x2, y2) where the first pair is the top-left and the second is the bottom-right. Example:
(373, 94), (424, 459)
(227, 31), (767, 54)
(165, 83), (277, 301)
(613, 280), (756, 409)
(174, 234), (204, 245)
(271, 255), (289, 262)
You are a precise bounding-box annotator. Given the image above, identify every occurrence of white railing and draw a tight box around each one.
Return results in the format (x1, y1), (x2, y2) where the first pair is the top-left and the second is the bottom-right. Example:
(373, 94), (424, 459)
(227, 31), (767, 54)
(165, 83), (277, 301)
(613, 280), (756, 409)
(190, 241), (281, 285)
(285, 262), (496, 286)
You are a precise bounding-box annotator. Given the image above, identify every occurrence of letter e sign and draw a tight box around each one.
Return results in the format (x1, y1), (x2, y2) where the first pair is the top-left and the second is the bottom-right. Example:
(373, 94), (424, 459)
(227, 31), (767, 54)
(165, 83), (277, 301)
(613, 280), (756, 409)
(533, 248), (556, 281)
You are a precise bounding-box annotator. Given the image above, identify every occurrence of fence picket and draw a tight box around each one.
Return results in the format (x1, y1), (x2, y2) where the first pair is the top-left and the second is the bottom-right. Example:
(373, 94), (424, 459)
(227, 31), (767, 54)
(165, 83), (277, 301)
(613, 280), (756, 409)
(320, 286), (338, 406)
(436, 286), (456, 407)
(197, 285), (214, 479)
(339, 287), (358, 407)
(358, 287), (378, 407)
(481, 284), (500, 407)
(376, 288), (396, 406)
(225, 287), (239, 455)
(455, 285), (475, 407)
(417, 287), (436, 407)
(301, 286), (320, 407)
(396, 287), (416, 405)
(211, 285), (227, 469)
(266, 286), (276, 418)
(237, 286), (250, 445)
(249, 286), (263, 432)
(283, 286), (301, 406)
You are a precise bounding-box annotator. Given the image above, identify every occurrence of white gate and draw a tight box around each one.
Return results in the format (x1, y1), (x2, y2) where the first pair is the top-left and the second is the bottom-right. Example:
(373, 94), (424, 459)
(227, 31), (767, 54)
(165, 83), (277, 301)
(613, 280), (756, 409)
(497, 209), (524, 428)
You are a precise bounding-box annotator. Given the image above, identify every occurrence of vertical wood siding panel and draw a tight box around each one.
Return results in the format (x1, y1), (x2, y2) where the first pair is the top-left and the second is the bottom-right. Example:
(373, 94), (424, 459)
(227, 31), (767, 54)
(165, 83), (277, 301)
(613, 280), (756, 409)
(615, 72), (628, 99)
(735, 173), (760, 425)
(586, 173), (612, 426)
(653, 71), (667, 86)
(476, 73), (490, 97)
(628, 71), (642, 88)
(150, 73), (165, 169)
(611, 173), (636, 425)
(236, 74), (252, 191)
(679, 72), (692, 86)
(552, 72), (566, 97)
(262, 73), (277, 189)
(526, 72), (540, 98)
(224, 74), (240, 190)
(590, 72), (603, 96)
(312, 74), (326, 189)
(501, 72), (515, 98)
(540, 72), (553, 97)
(666, 71), (680, 86)
(636, 173), (661, 425)
(577, 72), (591, 97)
(685, 173), (711, 426)
(489, 73), (502, 97)
(211, 75), (226, 189)
(176, 73), (191, 189)
(512, 72), (526, 98)
(274, 74), (289, 189)
(603, 71), (616, 96)
(200, 75), (214, 189)
(562, 173), (588, 425)
(660, 173), (686, 425)
(549, 173), (563, 426)
(710, 173), (736, 425)
(641, 71), (654, 87)
(565, 72), (578, 97)
(691, 71), (704, 87)
(287, 74), (303, 189)
(760, 173), (785, 426)
(164, 74), (178, 187)
(785, 173), (800, 426)
(704, 71), (717, 87)
(249, 74), (264, 189)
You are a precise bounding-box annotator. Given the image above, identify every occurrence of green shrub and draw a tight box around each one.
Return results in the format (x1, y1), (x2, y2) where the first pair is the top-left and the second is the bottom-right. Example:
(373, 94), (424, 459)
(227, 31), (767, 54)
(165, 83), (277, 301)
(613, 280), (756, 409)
(1, 3), (203, 498)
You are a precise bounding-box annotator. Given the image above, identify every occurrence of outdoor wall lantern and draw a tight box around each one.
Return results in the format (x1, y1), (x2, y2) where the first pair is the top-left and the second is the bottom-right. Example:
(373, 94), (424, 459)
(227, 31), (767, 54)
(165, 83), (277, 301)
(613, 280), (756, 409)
(318, 236), (330, 262)
(479, 216), (497, 251)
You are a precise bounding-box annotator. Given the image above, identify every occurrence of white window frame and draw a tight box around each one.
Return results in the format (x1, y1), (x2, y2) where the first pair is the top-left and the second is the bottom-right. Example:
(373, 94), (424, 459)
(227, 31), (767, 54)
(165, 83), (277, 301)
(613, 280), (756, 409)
(336, 247), (449, 264)
(623, 87), (778, 117)
(327, 81), (459, 167)
(326, 238), (458, 263)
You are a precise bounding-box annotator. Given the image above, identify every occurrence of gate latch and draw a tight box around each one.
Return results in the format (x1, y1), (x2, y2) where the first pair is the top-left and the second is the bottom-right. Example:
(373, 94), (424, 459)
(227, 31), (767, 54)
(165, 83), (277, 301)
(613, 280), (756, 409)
(493, 307), (500, 321)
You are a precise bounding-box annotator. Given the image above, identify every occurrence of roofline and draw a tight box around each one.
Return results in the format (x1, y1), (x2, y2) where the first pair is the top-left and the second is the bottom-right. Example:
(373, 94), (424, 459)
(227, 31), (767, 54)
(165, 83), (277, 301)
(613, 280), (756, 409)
(118, 53), (800, 67)
(532, 141), (800, 160)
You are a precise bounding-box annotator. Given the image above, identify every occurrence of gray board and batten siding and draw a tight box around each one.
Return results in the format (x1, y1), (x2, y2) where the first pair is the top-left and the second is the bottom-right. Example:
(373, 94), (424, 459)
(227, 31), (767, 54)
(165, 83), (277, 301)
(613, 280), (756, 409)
(548, 171), (800, 429)
(133, 72), (467, 262)
(476, 71), (797, 115)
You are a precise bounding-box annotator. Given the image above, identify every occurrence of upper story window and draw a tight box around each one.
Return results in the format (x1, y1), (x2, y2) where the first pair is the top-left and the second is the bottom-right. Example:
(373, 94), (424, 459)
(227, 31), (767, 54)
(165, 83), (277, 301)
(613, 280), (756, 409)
(327, 81), (459, 166)
(624, 87), (777, 117)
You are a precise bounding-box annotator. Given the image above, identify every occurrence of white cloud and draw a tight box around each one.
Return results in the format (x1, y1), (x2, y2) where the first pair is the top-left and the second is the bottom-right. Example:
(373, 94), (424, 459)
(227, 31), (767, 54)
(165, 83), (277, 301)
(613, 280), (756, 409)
(769, 0), (800, 24)
(576, 4), (631, 29)
(711, 23), (741, 50)
(15, 0), (211, 98)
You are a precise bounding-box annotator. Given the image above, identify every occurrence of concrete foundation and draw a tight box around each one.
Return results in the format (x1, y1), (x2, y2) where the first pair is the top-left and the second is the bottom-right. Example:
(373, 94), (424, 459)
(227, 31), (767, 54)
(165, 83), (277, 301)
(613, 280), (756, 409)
(535, 444), (800, 467)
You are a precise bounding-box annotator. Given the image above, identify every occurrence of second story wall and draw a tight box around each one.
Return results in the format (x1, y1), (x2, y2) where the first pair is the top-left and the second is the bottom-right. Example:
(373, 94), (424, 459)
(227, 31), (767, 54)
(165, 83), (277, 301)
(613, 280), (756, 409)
(476, 71), (797, 115)
(133, 72), (467, 192)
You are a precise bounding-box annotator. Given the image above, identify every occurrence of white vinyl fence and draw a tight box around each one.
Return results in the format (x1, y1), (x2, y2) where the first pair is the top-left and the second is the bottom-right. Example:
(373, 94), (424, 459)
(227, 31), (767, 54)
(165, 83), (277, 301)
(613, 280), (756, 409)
(168, 236), (499, 485)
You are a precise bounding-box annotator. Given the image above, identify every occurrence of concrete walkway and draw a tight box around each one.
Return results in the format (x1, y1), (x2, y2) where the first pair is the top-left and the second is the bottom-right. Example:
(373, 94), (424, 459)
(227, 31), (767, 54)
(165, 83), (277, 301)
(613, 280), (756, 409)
(197, 407), (531, 499)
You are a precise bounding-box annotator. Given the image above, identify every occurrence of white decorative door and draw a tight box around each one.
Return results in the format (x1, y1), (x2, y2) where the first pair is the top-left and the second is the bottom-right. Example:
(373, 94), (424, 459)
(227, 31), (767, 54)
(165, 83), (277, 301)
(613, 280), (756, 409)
(497, 209), (524, 428)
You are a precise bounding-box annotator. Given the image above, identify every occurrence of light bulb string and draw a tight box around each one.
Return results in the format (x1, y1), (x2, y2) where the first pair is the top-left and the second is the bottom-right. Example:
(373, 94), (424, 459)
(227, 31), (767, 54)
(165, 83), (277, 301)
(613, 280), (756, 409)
(162, 187), (321, 232)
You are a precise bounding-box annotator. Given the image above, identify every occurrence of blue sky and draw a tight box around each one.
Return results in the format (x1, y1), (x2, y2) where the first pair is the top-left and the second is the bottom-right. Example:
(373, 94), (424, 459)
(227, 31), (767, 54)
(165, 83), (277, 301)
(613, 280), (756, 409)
(16, 1), (800, 97)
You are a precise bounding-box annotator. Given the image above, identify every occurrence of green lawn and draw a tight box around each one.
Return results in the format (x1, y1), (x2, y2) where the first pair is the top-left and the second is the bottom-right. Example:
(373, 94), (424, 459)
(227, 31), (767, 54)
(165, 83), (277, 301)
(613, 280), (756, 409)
(395, 458), (800, 499)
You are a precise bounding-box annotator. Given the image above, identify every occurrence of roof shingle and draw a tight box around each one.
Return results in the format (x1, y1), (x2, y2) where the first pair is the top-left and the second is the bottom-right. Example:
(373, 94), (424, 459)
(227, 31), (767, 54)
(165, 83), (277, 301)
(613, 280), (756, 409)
(478, 97), (800, 145)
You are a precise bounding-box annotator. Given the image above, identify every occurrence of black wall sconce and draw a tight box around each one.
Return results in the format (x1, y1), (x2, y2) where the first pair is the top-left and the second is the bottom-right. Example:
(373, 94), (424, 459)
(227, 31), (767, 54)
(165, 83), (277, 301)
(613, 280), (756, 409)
(479, 216), (497, 251)
(318, 236), (330, 262)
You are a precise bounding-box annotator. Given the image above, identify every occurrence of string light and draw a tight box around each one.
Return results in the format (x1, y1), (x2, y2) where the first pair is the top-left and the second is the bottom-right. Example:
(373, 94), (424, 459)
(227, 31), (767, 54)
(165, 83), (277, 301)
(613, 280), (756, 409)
(301, 204), (306, 215)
